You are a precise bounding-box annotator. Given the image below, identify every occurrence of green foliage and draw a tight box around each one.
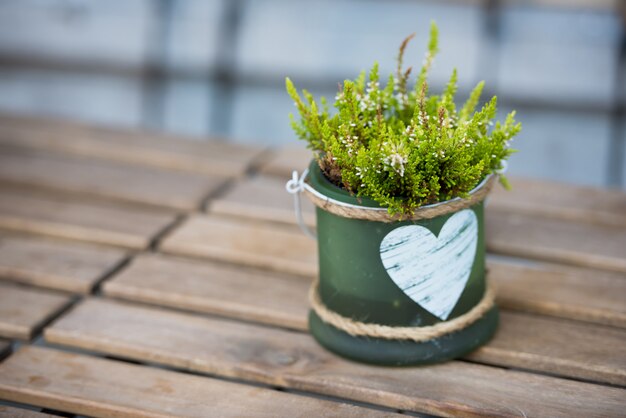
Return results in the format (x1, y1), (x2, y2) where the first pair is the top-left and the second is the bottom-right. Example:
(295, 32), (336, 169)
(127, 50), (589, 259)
(286, 22), (521, 215)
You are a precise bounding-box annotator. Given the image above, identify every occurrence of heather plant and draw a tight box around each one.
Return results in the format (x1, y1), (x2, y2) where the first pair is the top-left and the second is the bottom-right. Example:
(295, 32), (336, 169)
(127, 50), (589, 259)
(286, 22), (521, 215)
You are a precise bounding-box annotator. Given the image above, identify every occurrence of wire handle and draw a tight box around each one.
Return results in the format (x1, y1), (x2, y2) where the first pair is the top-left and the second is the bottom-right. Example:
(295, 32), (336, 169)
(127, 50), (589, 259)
(285, 168), (317, 240)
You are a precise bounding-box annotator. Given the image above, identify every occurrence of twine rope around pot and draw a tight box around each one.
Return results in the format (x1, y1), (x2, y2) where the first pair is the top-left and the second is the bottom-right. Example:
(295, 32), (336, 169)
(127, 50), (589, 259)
(309, 279), (496, 342)
(302, 174), (496, 222)
(286, 167), (499, 235)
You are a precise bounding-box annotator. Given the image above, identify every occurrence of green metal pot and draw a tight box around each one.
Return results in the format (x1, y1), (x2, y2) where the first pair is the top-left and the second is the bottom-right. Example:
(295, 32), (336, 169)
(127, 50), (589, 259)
(306, 160), (498, 366)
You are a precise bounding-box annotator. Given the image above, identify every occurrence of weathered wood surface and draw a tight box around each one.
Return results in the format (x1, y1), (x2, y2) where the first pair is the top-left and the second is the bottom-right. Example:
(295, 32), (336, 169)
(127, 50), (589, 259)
(0, 282), (72, 340)
(486, 210), (626, 273)
(0, 145), (227, 211)
(209, 175), (315, 227)
(257, 146), (311, 178)
(489, 177), (626, 227)
(98, 256), (626, 386)
(0, 234), (127, 293)
(0, 113), (266, 177)
(160, 214), (317, 277)
(0, 346), (393, 418)
(0, 406), (56, 418)
(0, 186), (176, 249)
(103, 254), (310, 330)
(489, 258), (626, 328)
(468, 311), (626, 386)
(45, 298), (626, 417)
(0, 119), (623, 416)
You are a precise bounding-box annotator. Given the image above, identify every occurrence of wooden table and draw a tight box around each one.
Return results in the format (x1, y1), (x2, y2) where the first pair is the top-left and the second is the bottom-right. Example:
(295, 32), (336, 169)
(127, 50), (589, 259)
(0, 114), (624, 418)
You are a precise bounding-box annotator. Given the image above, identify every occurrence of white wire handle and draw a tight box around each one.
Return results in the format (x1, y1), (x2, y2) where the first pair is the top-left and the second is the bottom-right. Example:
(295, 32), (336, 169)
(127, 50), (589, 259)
(484, 160), (508, 208)
(285, 168), (317, 240)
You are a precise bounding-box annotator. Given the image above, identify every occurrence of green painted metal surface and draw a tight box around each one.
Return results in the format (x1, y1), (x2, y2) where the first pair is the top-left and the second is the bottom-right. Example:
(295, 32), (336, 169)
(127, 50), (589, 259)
(307, 160), (498, 365)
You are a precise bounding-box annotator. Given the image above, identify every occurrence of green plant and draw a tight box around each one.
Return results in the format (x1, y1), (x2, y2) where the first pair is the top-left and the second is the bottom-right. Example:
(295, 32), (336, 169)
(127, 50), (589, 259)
(286, 22), (521, 215)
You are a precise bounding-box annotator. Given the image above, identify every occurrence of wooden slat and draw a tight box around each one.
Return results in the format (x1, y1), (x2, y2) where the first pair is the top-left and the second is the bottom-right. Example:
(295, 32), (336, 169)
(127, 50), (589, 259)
(103, 254), (309, 330)
(0, 235), (127, 293)
(0, 146), (226, 211)
(160, 214), (317, 277)
(0, 346), (393, 418)
(100, 254), (626, 385)
(490, 258), (626, 328)
(469, 311), (626, 386)
(0, 282), (72, 340)
(209, 175), (315, 227)
(0, 406), (56, 418)
(489, 177), (626, 228)
(0, 113), (266, 177)
(486, 210), (626, 273)
(0, 187), (176, 249)
(257, 146), (312, 178)
(45, 298), (626, 417)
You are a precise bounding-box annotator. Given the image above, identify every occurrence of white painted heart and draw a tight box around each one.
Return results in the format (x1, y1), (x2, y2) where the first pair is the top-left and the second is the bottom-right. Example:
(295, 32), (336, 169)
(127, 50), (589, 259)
(379, 209), (478, 320)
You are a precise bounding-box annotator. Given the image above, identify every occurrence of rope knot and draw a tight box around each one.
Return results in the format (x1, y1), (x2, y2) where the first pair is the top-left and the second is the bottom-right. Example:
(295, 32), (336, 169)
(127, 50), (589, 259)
(285, 168), (316, 239)
(285, 169), (309, 194)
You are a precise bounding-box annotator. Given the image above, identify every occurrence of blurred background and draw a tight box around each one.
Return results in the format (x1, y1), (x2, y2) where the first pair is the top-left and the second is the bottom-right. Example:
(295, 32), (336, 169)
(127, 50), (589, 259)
(0, 0), (624, 188)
